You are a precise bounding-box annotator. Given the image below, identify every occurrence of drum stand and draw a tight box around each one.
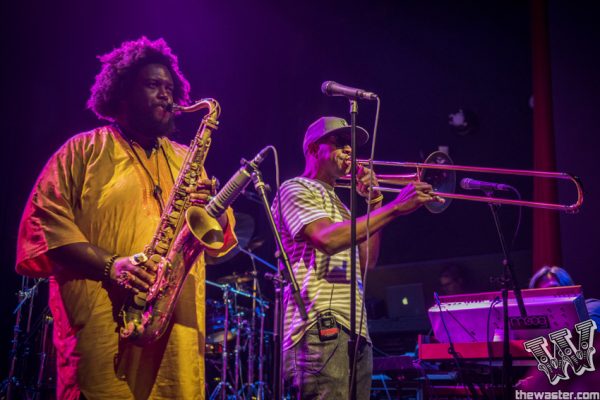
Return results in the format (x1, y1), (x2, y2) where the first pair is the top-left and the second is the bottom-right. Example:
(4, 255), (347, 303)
(255, 295), (268, 399)
(1, 277), (50, 400)
(33, 311), (54, 400)
(237, 248), (279, 399)
(232, 306), (245, 397)
(209, 284), (236, 400)
(239, 268), (268, 400)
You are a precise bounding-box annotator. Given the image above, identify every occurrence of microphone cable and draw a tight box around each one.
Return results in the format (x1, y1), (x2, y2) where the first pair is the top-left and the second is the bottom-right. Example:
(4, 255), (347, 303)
(486, 296), (501, 400)
(507, 187), (523, 253)
(435, 292), (479, 399)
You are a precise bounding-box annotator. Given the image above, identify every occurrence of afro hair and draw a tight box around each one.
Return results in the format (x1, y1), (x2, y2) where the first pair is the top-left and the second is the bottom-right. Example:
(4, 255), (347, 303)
(87, 36), (191, 121)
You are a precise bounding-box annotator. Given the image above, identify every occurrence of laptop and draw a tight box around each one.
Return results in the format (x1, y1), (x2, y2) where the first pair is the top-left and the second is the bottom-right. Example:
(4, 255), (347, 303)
(385, 283), (427, 319)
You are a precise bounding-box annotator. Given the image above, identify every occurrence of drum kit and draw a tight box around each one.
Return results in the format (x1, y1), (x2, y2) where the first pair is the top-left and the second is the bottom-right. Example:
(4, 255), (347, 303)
(205, 267), (272, 400)
(204, 213), (274, 400)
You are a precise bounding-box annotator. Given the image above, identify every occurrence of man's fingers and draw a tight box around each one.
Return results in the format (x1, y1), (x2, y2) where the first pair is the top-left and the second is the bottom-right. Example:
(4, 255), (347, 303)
(129, 274), (148, 291)
(357, 165), (365, 178)
(417, 192), (445, 204)
(133, 268), (156, 287)
(359, 176), (377, 186)
(143, 259), (158, 272)
(185, 178), (214, 194)
(418, 183), (434, 192)
(185, 187), (212, 194)
(195, 178), (214, 190)
(402, 184), (418, 196)
(189, 192), (211, 200)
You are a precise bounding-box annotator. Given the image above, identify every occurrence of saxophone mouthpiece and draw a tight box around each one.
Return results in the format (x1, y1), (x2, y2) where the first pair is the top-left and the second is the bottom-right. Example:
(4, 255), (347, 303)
(166, 103), (181, 113)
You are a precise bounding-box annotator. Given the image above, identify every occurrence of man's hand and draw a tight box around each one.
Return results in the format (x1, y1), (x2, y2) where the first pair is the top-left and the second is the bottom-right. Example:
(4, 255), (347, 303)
(186, 178), (217, 205)
(391, 181), (445, 215)
(356, 165), (382, 200)
(110, 254), (159, 294)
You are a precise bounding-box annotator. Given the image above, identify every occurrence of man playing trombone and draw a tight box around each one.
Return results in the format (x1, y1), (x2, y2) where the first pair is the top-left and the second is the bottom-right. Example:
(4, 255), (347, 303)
(272, 116), (441, 399)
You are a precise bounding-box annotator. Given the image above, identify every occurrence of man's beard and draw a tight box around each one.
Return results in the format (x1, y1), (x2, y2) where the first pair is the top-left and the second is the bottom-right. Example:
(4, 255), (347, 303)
(129, 106), (176, 138)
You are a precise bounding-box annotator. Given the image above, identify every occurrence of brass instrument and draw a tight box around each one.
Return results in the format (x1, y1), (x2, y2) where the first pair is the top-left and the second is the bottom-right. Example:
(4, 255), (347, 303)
(119, 99), (225, 345)
(337, 151), (584, 213)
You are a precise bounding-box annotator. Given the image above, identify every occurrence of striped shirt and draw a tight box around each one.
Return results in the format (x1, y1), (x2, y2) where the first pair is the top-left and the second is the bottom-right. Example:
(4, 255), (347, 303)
(272, 177), (370, 350)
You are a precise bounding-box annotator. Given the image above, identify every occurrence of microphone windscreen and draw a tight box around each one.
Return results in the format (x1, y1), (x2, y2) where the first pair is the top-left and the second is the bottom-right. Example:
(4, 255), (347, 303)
(321, 81), (334, 95)
(459, 178), (471, 190)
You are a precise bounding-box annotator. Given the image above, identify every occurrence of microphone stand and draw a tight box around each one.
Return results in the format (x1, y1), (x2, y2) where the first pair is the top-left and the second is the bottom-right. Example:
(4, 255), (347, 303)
(486, 195), (527, 399)
(348, 99), (358, 400)
(250, 167), (307, 400)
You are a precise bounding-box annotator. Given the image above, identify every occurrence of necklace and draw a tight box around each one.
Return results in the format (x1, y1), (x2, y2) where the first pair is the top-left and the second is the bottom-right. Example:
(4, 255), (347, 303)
(114, 124), (173, 213)
(128, 141), (165, 211)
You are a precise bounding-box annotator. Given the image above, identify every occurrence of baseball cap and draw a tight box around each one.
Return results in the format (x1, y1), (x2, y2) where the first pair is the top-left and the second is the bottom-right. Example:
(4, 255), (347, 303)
(302, 116), (369, 155)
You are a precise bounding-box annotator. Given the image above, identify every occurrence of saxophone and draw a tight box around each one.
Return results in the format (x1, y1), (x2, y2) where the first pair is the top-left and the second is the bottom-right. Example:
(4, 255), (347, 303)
(119, 98), (224, 345)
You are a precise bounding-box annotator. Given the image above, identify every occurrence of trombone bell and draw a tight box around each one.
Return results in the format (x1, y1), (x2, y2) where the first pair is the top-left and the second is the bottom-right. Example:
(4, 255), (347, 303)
(420, 151), (455, 213)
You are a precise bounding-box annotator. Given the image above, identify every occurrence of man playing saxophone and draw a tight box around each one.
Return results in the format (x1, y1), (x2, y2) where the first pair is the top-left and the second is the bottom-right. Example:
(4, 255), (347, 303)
(15, 37), (237, 399)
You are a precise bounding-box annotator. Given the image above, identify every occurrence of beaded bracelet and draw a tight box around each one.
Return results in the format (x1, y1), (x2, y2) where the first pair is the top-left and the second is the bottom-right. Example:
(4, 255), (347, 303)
(103, 254), (119, 281)
(366, 194), (384, 205)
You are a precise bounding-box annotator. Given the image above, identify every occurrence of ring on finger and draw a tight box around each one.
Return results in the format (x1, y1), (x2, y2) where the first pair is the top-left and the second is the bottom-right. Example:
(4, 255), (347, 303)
(117, 271), (133, 290)
(130, 252), (148, 266)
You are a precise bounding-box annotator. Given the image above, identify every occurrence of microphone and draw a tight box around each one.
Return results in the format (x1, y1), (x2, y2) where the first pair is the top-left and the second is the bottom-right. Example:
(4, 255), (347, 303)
(460, 178), (511, 192)
(321, 81), (378, 101)
(205, 147), (270, 218)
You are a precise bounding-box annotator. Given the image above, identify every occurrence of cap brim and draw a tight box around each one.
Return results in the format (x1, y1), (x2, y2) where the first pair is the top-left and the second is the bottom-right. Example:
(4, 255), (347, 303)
(323, 125), (370, 147)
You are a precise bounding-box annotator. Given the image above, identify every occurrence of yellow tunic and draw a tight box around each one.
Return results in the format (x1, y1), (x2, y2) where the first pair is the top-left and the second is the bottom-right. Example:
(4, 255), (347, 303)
(16, 126), (237, 399)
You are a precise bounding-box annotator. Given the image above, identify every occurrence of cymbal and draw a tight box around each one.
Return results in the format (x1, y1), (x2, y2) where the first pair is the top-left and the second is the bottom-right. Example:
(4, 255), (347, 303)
(206, 329), (236, 344)
(246, 237), (265, 252)
(216, 272), (253, 285)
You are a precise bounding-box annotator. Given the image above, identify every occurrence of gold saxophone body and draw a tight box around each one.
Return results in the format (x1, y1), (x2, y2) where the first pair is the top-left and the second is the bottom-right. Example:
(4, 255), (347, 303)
(119, 98), (224, 345)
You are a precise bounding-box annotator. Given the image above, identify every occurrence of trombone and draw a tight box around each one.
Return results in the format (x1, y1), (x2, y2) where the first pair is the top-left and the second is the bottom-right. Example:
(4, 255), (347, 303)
(336, 151), (584, 214)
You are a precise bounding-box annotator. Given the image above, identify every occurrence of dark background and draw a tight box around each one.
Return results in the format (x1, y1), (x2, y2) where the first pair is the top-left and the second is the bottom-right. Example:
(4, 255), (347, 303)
(1, 0), (599, 380)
